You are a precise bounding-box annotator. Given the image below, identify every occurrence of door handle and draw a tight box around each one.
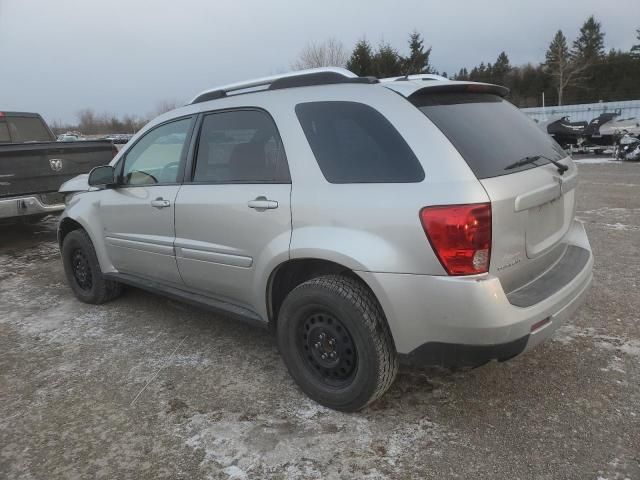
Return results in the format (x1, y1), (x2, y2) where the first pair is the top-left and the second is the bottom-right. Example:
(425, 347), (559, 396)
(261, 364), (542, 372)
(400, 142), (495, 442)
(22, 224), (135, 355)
(151, 197), (171, 209)
(248, 196), (278, 210)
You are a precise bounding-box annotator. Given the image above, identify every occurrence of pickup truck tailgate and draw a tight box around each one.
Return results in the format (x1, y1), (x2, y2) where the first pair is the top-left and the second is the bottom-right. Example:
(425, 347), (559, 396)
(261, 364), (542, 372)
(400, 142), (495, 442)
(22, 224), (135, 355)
(0, 141), (115, 198)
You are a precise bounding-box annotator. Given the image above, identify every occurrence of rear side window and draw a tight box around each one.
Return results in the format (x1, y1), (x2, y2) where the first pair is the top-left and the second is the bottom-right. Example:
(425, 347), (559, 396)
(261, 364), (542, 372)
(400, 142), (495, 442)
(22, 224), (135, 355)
(295, 101), (424, 183)
(193, 110), (290, 183)
(5, 116), (53, 142)
(0, 122), (10, 143)
(412, 92), (566, 179)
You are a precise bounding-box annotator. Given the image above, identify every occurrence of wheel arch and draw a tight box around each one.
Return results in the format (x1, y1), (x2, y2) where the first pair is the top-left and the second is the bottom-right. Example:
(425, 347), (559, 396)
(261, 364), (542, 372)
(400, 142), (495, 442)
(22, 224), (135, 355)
(58, 216), (86, 248)
(58, 213), (114, 274)
(266, 258), (390, 333)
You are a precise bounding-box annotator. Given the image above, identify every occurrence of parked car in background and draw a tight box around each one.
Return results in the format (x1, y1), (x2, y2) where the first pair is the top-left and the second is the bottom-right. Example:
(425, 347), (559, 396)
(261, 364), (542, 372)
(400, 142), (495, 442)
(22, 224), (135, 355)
(58, 68), (593, 411)
(57, 133), (80, 142)
(104, 134), (133, 144)
(0, 111), (117, 223)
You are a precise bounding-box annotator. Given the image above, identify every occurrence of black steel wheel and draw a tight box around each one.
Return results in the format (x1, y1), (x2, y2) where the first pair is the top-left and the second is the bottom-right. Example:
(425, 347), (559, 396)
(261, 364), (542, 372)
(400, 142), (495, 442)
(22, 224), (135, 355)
(62, 229), (122, 304)
(71, 248), (93, 291)
(298, 311), (357, 387)
(278, 274), (398, 412)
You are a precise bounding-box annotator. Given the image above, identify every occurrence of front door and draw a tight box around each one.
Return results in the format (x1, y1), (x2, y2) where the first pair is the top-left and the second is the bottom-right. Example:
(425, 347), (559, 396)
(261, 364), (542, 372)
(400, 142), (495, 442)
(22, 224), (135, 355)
(100, 117), (194, 286)
(174, 109), (292, 310)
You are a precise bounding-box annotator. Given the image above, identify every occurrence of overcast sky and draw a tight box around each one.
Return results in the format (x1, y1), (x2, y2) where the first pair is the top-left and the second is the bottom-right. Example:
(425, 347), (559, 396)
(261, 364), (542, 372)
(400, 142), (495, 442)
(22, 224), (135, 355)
(1, 0), (638, 125)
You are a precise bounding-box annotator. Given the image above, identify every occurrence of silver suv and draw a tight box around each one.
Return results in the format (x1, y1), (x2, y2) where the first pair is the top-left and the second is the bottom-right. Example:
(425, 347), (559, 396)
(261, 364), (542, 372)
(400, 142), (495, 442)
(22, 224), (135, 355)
(58, 68), (593, 411)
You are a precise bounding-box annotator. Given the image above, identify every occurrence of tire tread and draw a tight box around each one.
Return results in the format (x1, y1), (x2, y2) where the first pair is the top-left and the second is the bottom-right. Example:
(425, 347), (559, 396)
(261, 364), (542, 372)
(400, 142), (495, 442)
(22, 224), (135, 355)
(63, 229), (122, 304)
(289, 274), (398, 409)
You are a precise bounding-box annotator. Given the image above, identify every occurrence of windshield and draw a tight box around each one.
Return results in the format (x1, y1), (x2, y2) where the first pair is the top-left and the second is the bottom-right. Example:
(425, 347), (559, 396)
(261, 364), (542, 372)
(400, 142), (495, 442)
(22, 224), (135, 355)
(411, 92), (566, 179)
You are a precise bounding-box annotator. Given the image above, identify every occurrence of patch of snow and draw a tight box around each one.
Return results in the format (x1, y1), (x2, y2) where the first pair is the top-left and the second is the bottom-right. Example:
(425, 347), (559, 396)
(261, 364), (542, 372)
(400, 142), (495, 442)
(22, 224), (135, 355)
(573, 157), (619, 165)
(181, 405), (453, 478)
(553, 325), (640, 358)
(552, 324), (588, 345)
(223, 465), (247, 479)
(579, 207), (638, 216)
(599, 222), (640, 232)
(291, 399), (331, 420)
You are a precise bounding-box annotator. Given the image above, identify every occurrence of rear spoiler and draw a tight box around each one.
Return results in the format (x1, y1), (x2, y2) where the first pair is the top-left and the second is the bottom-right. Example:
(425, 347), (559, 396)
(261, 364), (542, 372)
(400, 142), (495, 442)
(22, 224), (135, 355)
(383, 80), (510, 99)
(408, 82), (510, 99)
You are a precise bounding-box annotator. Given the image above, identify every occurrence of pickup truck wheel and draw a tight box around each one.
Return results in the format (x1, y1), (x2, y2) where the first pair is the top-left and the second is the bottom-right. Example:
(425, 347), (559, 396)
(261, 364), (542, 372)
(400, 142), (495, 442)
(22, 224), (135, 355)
(277, 274), (398, 412)
(62, 230), (122, 304)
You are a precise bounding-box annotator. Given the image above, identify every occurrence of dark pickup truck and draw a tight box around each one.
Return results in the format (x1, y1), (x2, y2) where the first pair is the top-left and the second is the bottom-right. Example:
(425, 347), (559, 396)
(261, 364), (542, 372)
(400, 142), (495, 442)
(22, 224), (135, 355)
(0, 111), (116, 222)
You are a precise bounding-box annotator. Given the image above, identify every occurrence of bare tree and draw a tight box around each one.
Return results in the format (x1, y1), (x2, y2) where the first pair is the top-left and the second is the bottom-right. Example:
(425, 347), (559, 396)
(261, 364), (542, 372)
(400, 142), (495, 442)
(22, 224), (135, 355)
(153, 99), (181, 116)
(76, 108), (98, 135)
(291, 38), (348, 70)
(544, 30), (590, 106)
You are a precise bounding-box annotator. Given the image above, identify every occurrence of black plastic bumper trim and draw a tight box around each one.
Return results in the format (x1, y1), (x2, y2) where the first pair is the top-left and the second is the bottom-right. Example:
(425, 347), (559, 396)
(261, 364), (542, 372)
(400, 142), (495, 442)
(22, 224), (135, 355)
(399, 335), (529, 368)
(507, 245), (590, 308)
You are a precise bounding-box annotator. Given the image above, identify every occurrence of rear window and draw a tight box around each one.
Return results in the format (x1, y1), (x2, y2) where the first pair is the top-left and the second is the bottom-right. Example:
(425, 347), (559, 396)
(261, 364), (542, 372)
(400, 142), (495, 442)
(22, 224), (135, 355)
(295, 101), (424, 183)
(412, 92), (566, 179)
(5, 116), (53, 142)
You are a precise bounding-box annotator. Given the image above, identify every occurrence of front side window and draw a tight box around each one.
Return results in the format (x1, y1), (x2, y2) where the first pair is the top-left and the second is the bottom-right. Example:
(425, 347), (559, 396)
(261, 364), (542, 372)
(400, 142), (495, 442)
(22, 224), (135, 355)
(121, 118), (191, 186)
(295, 101), (424, 183)
(193, 110), (290, 183)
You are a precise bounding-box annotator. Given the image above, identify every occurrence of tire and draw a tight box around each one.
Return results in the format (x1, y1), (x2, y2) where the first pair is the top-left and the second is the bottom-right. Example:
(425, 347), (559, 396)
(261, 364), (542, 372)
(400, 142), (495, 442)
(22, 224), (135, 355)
(62, 229), (122, 304)
(277, 274), (398, 412)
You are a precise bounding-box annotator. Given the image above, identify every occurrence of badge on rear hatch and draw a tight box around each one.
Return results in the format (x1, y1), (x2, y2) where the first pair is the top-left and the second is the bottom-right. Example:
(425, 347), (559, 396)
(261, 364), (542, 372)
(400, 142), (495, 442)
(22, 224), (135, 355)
(496, 253), (522, 271)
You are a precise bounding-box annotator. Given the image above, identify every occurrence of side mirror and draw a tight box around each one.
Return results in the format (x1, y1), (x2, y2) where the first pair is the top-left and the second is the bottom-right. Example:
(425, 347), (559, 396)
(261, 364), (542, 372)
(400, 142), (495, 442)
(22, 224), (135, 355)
(88, 165), (116, 187)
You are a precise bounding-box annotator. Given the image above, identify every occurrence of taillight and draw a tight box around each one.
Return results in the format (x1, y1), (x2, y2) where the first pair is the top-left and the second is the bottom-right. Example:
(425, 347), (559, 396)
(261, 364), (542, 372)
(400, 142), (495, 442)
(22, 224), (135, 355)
(419, 203), (492, 276)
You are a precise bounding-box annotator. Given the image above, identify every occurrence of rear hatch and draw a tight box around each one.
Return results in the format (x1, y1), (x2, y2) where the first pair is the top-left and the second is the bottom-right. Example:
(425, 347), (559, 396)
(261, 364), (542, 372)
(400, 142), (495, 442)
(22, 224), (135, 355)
(408, 88), (576, 292)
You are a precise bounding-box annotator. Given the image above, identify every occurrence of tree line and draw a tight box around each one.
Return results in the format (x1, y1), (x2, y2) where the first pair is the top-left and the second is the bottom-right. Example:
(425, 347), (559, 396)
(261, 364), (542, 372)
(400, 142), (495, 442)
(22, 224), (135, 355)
(293, 17), (640, 107)
(51, 100), (180, 136)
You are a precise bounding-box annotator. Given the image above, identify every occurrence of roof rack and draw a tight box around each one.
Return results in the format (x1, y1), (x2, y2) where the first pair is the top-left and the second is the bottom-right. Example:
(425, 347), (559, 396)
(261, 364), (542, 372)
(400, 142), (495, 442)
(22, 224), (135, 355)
(189, 67), (378, 104)
(379, 74), (448, 83)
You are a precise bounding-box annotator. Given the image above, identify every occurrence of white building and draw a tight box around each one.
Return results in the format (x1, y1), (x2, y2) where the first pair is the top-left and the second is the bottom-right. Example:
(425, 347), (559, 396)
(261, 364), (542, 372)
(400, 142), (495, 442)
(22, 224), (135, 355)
(521, 100), (640, 123)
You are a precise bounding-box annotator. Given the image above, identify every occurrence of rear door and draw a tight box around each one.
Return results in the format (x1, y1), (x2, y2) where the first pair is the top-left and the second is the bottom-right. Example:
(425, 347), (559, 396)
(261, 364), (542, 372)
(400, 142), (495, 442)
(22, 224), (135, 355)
(99, 117), (194, 286)
(411, 91), (577, 292)
(174, 109), (291, 310)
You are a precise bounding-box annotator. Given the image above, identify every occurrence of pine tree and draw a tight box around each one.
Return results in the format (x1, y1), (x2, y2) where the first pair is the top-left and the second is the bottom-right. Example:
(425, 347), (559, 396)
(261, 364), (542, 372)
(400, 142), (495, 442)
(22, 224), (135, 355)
(470, 62), (492, 83)
(631, 28), (640, 60)
(492, 51), (511, 85)
(346, 38), (375, 76)
(373, 42), (403, 77)
(573, 16), (605, 63)
(454, 68), (469, 80)
(402, 31), (434, 75)
(545, 30), (589, 105)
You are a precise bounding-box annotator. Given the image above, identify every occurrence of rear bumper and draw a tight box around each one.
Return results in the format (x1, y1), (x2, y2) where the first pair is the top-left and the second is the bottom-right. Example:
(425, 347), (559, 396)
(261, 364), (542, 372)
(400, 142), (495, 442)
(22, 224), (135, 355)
(0, 195), (64, 219)
(358, 220), (593, 364)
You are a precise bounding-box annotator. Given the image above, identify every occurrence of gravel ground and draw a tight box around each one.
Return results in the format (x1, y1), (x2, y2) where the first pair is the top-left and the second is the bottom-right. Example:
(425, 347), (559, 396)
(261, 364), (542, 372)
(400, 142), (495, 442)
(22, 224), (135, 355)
(1, 160), (639, 479)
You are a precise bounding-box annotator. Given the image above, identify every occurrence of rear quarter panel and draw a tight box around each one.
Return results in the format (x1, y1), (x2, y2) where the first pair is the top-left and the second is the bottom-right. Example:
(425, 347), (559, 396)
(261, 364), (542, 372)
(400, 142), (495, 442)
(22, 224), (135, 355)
(255, 85), (490, 275)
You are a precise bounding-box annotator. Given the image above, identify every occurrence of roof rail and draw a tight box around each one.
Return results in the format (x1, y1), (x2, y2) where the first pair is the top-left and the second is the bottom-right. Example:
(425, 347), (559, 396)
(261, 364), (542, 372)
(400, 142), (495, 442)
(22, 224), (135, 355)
(380, 74), (448, 83)
(189, 67), (376, 104)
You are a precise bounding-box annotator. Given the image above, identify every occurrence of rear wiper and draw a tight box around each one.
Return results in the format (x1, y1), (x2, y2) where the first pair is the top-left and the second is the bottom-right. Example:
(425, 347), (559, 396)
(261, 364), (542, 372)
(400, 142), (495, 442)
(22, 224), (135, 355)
(504, 155), (569, 175)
